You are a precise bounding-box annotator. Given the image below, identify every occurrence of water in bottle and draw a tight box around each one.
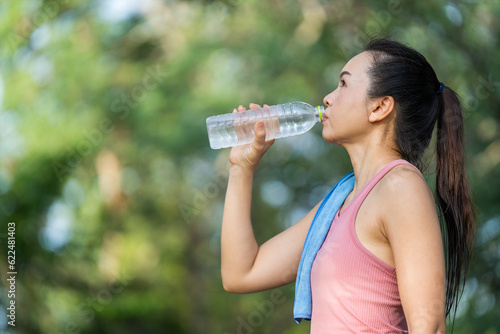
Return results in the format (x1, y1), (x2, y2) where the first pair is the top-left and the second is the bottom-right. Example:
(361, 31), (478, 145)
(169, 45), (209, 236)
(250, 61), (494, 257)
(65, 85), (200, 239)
(206, 102), (324, 149)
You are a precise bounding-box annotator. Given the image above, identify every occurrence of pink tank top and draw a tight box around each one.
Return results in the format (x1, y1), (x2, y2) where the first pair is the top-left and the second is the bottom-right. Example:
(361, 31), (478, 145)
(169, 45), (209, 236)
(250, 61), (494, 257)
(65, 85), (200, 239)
(310, 159), (416, 333)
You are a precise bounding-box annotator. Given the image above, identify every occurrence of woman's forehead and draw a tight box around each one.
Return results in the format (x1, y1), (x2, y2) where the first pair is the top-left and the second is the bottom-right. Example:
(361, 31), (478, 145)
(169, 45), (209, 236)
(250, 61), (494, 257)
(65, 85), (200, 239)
(342, 51), (371, 74)
(340, 52), (372, 79)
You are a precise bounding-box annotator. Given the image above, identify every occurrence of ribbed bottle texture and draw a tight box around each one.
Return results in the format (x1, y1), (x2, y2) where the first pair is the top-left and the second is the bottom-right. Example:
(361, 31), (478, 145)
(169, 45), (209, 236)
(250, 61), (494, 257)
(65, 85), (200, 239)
(206, 102), (323, 149)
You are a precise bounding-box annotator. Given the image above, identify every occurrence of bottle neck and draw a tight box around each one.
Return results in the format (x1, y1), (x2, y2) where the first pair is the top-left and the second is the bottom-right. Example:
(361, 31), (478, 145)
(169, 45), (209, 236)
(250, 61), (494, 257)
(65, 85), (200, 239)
(315, 106), (325, 122)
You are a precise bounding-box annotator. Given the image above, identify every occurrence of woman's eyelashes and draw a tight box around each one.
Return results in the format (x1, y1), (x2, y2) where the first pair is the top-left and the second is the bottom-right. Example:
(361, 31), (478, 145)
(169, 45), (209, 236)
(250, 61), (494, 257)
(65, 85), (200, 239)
(339, 79), (346, 87)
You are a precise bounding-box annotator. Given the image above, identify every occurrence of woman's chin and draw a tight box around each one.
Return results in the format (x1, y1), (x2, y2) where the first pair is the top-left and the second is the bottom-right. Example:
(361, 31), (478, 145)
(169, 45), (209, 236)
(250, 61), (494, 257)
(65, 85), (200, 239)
(321, 130), (344, 146)
(321, 132), (336, 144)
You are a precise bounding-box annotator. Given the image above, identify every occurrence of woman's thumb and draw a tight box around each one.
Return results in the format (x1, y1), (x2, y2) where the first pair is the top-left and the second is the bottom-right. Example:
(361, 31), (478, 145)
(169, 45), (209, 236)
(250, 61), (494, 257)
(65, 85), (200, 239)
(253, 121), (266, 148)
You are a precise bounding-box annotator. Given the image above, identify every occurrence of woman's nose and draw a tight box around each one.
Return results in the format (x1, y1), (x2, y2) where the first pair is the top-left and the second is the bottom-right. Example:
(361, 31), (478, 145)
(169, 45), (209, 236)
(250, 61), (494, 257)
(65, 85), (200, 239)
(323, 91), (335, 106)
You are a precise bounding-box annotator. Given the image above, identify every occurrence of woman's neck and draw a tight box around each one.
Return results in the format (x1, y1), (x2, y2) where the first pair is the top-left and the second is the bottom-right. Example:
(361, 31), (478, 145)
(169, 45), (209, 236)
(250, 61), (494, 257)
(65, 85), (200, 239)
(344, 143), (403, 196)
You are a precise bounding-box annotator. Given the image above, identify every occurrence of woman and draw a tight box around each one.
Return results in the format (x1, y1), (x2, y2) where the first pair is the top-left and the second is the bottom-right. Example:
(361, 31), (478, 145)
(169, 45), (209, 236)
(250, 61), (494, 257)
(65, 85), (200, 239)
(220, 39), (475, 333)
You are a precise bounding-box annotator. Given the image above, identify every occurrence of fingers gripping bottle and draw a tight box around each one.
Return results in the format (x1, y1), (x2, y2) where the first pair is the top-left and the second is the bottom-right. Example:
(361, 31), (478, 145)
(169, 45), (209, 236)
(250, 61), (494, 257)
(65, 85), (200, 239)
(206, 102), (324, 149)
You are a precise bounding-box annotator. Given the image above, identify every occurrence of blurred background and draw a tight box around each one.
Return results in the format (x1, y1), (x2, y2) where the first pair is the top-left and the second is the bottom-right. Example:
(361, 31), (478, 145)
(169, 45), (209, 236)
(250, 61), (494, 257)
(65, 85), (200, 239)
(0, 0), (499, 333)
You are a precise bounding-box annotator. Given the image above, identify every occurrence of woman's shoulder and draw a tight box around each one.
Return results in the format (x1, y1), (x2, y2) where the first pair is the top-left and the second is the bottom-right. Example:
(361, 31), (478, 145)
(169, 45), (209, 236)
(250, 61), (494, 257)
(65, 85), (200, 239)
(374, 163), (440, 239)
(380, 162), (428, 192)
(375, 163), (435, 211)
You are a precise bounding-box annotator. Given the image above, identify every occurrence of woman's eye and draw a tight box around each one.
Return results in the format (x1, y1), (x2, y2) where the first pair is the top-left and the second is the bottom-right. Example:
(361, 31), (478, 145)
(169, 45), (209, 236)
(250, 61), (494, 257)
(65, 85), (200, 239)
(339, 79), (346, 87)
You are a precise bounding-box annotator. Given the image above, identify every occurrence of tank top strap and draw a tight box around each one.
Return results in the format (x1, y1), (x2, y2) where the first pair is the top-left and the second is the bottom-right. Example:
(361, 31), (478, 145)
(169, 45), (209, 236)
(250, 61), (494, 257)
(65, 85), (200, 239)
(346, 159), (418, 214)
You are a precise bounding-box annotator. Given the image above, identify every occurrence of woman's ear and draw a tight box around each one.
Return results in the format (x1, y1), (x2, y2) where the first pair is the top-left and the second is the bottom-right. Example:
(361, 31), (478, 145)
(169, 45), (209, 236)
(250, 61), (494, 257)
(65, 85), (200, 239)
(368, 96), (395, 123)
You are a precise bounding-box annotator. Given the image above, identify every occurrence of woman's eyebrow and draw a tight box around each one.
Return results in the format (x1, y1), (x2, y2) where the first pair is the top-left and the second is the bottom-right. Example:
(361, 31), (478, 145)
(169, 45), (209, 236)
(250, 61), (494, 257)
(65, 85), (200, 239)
(340, 71), (352, 78)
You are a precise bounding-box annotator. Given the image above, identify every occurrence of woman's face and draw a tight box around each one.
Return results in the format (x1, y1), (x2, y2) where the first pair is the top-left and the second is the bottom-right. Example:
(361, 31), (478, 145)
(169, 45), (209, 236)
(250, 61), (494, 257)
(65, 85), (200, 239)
(321, 51), (375, 145)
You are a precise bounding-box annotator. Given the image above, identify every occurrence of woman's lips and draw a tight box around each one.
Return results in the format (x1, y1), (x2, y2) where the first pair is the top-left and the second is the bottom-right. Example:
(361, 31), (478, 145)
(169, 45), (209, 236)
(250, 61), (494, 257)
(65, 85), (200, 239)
(322, 116), (329, 123)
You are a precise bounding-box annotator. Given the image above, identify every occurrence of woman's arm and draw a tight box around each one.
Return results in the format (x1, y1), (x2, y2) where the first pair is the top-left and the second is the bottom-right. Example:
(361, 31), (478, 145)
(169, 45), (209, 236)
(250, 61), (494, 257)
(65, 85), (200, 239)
(381, 166), (447, 333)
(221, 167), (319, 292)
(221, 104), (318, 293)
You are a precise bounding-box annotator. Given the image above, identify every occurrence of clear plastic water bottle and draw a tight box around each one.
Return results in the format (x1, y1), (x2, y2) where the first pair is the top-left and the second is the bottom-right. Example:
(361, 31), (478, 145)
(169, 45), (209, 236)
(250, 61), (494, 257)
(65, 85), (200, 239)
(206, 102), (324, 149)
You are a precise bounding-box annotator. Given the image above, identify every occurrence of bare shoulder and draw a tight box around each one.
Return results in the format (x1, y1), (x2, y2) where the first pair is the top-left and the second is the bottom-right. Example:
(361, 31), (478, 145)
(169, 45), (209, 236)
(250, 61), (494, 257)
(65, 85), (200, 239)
(376, 164), (433, 204)
(375, 164), (438, 233)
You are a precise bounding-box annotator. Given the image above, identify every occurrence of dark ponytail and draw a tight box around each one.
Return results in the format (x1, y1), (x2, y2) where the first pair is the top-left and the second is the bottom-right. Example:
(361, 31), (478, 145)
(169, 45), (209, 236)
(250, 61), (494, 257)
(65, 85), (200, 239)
(364, 39), (475, 325)
(436, 87), (475, 317)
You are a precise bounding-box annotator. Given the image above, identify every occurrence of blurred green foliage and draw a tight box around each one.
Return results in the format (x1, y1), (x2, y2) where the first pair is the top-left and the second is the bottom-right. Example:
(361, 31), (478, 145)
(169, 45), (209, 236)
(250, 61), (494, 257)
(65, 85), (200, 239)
(0, 0), (499, 333)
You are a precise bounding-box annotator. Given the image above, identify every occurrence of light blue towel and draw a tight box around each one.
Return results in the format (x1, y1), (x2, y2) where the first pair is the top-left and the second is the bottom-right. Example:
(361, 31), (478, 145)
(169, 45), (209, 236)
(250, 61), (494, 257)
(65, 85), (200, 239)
(293, 170), (355, 323)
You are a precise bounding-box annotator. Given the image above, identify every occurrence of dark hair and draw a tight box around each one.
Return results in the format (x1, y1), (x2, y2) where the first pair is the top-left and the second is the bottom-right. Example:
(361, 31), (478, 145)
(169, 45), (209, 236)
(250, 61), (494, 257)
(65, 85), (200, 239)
(364, 39), (475, 326)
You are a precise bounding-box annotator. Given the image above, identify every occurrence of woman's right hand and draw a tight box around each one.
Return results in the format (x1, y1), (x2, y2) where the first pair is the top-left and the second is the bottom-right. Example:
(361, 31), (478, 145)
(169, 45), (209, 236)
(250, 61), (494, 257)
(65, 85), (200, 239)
(229, 103), (275, 171)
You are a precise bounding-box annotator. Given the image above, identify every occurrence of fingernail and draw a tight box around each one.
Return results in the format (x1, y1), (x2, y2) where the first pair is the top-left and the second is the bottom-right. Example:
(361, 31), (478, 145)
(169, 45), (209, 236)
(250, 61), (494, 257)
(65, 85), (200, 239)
(249, 103), (257, 107)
